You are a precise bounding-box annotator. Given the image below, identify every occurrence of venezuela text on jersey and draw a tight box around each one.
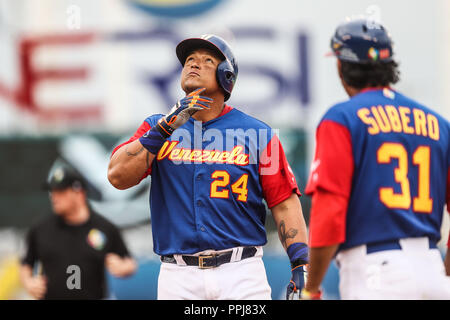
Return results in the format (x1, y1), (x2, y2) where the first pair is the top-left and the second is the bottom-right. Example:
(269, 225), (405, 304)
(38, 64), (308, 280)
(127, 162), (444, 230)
(157, 141), (250, 165)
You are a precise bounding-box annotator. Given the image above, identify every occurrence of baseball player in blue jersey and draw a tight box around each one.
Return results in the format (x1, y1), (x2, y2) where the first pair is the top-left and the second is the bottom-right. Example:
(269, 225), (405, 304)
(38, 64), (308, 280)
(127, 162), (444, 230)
(303, 19), (450, 299)
(108, 35), (309, 299)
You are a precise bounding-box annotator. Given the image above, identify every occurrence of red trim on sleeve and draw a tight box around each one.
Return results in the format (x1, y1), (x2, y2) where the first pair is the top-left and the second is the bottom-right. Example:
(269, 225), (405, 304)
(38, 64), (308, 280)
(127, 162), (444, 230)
(111, 121), (153, 178)
(309, 189), (348, 247)
(305, 120), (354, 247)
(111, 121), (151, 156)
(259, 135), (301, 208)
(305, 120), (354, 197)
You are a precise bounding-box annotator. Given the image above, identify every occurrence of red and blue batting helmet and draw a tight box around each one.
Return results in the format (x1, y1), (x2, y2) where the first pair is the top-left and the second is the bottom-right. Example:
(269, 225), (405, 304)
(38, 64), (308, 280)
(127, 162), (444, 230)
(330, 19), (394, 64)
(176, 34), (238, 101)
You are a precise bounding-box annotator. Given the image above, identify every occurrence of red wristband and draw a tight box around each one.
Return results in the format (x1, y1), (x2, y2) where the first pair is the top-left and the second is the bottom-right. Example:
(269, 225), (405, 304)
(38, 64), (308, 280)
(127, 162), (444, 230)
(301, 288), (322, 300)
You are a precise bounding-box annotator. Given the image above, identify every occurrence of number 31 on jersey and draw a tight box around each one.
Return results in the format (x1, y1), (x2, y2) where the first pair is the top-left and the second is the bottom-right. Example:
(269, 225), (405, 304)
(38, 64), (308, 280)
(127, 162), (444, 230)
(377, 142), (432, 213)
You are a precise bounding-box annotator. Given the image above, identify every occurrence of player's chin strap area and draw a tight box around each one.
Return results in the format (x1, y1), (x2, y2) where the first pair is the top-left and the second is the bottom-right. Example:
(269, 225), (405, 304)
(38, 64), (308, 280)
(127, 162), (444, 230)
(160, 246), (258, 269)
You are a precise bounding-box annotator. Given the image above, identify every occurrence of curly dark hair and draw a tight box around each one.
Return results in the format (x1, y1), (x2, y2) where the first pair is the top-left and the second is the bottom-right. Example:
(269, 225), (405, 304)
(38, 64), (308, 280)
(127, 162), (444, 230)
(340, 60), (400, 89)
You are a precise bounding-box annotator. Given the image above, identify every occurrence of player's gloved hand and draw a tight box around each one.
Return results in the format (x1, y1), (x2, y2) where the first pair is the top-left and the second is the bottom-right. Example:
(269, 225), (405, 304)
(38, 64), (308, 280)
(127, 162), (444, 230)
(286, 242), (309, 300)
(287, 264), (307, 300)
(139, 88), (213, 154)
(155, 87), (213, 138)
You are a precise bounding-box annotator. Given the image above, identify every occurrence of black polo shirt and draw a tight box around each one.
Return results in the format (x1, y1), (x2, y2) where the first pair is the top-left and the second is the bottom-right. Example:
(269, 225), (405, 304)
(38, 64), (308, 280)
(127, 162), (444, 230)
(22, 212), (131, 300)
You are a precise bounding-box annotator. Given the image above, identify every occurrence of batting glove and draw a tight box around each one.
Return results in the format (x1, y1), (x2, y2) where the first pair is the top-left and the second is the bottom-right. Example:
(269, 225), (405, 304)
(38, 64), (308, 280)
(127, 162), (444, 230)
(286, 242), (309, 300)
(155, 87), (213, 138)
(139, 88), (213, 154)
(287, 264), (307, 300)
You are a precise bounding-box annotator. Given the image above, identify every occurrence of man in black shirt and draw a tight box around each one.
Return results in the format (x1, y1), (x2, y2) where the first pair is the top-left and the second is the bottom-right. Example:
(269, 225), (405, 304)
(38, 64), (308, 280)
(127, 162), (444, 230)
(20, 159), (137, 299)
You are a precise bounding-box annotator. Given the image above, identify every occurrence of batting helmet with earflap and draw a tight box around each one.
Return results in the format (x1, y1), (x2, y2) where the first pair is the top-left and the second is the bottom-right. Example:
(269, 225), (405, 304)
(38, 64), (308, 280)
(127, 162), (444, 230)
(176, 34), (238, 101)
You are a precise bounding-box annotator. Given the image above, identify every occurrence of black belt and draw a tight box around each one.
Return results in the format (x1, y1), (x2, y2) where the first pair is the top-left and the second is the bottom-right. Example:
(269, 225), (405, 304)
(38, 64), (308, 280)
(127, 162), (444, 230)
(160, 247), (258, 269)
(366, 238), (437, 254)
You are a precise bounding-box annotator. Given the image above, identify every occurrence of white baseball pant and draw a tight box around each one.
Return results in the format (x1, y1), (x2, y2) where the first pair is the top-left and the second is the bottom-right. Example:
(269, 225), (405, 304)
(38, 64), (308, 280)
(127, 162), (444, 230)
(157, 246), (272, 300)
(336, 237), (450, 299)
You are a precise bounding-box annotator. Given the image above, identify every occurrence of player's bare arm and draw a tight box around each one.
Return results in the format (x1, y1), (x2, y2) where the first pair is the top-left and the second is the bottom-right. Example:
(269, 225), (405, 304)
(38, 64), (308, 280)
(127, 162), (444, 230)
(271, 193), (313, 299)
(108, 139), (154, 190)
(105, 253), (137, 277)
(305, 245), (339, 294)
(271, 193), (308, 249)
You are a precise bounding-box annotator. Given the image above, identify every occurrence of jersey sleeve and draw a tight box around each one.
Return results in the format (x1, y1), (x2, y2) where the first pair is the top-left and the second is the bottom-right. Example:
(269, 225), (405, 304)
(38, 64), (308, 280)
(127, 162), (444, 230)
(21, 227), (37, 267)
(305, 120), (354, 247)
(309, 189), (348, 247)
(305, 120), (354, 197)
(111, 120), (152, 178)
(108, 225), (131, 258)
(259, 134), (301, 209)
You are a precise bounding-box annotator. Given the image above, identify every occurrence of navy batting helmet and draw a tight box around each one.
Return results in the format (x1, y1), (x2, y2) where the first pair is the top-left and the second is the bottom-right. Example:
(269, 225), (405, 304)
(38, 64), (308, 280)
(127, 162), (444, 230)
(330, 19), (394, 64)
(176, 34), (238, 101)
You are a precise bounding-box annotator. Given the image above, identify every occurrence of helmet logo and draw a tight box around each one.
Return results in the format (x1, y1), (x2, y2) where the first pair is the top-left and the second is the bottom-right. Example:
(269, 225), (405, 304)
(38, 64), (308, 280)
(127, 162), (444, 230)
(368, 47), (379, 61)
(53, 168), (65, 183)
(379, 48), (390, 59)
(333, 42), (342, 50)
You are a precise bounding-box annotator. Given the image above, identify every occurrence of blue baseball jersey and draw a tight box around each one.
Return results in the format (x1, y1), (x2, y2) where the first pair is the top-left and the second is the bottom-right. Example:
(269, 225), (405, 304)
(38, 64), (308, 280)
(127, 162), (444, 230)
(114, 106), (300, 255)
(306, 88), (450, 250)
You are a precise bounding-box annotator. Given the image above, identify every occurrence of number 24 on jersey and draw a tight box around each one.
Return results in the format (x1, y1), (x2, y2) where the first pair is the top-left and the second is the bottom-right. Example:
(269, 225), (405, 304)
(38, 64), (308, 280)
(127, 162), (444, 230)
(210, 170), (249, 202)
